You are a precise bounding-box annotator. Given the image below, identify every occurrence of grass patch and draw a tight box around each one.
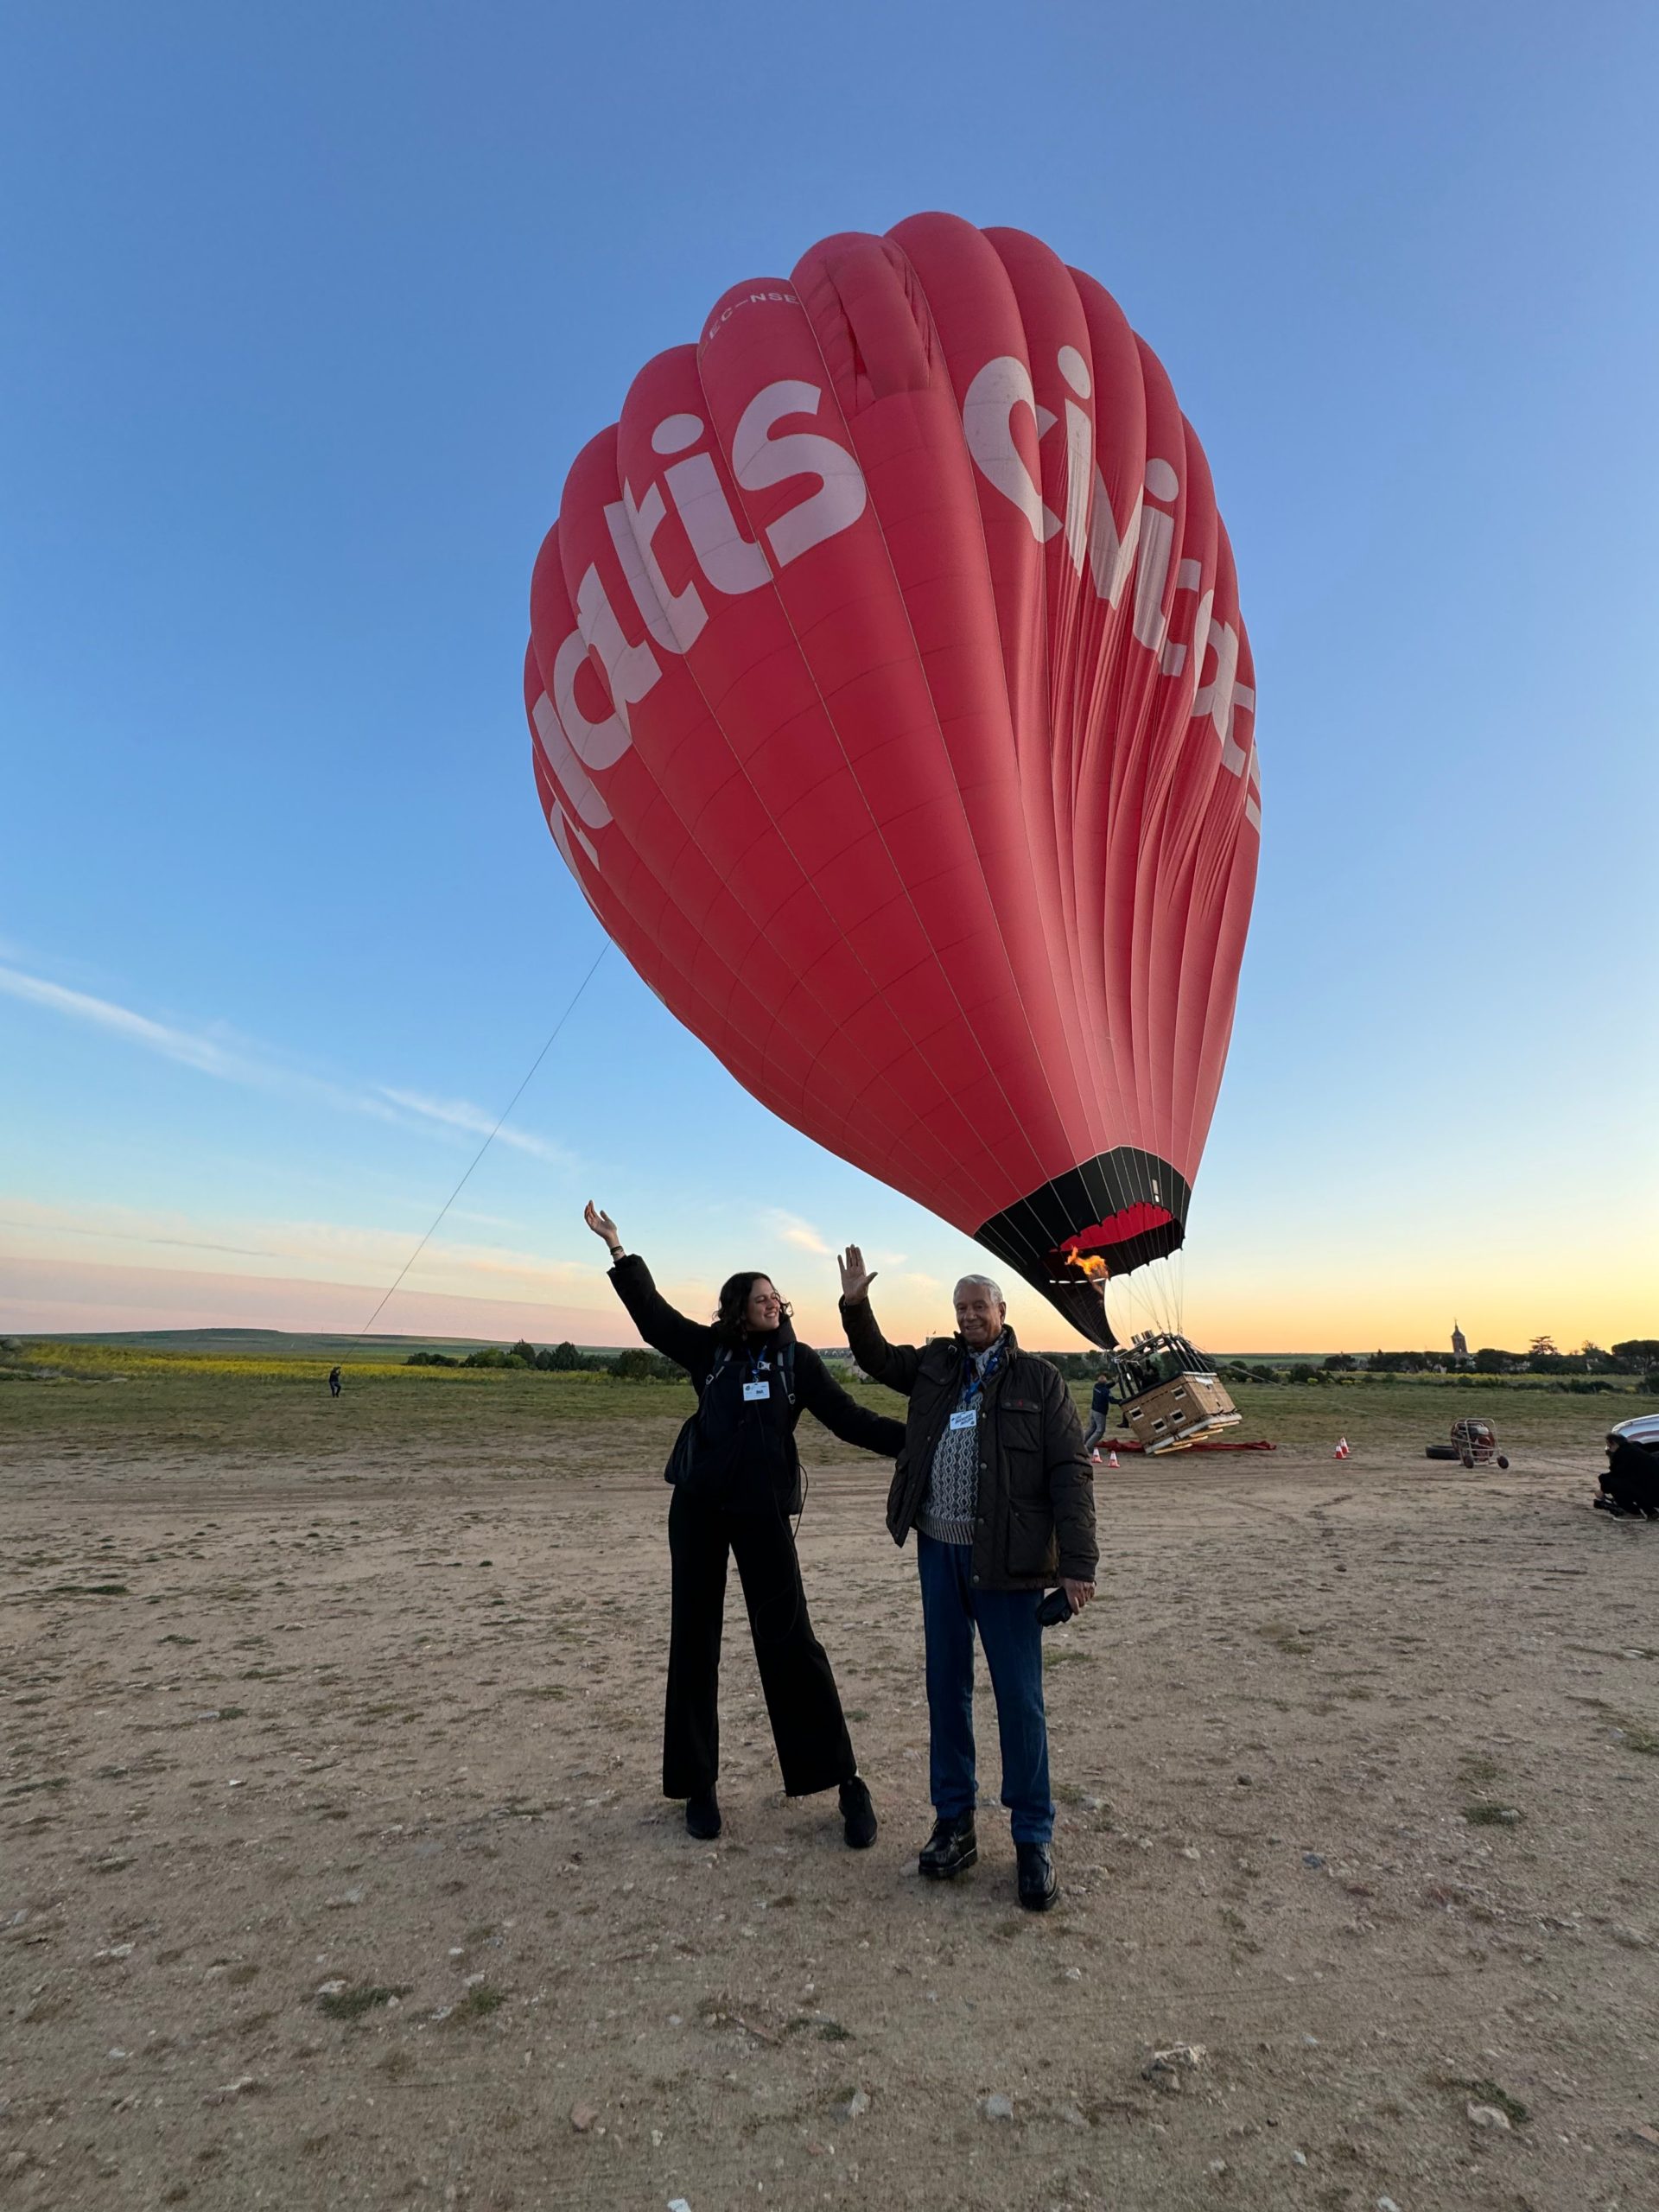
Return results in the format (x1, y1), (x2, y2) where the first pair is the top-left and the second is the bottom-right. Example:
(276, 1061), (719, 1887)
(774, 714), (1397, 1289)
(1463, 1802), (1522, 1827)
(449, 1980), (507, 2021)
(1459, 1754), (1503, 1785)
(1608, 1713), (1659, 1756)
(316, 1981), (410, 2021)
(1255, 1620), (1313, 1656)
(7, 1348), (1648, 1469)
(1448, 2075), (1530, 2126)
(46, 1582), (129, 1597)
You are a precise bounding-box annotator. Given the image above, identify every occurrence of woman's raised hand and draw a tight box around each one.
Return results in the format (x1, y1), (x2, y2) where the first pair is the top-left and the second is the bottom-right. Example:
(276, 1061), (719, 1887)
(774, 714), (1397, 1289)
(837, 1243), (877, 1304)
(584, 1200), (621, 1253)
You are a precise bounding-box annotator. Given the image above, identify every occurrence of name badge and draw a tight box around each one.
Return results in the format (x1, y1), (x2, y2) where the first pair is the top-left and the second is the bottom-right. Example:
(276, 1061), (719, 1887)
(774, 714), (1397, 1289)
(743, 1380), (771, 1402)
(948, 1408), (977, 1432)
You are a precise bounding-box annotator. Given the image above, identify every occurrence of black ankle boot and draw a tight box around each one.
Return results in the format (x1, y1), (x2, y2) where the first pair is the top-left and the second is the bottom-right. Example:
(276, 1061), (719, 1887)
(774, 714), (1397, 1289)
(918, 1810), (976, 1879)
(685, 1789), (721, 1840)
(839, 1777), (877, 1849)
(1016, 1841), (1058, 1910)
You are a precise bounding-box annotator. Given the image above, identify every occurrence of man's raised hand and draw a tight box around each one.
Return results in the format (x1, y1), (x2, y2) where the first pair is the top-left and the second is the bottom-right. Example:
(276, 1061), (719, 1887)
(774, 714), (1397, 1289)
(837, 1244), (877, 1305)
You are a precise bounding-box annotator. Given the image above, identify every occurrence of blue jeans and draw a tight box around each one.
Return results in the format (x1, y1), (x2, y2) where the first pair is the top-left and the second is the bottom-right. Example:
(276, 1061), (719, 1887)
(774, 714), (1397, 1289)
(916, 1531), (1053, 1846)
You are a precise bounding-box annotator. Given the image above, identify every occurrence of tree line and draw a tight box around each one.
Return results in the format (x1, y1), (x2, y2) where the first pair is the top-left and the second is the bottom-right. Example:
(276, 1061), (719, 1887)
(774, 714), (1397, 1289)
(406, 1339), (680, 1381)
(1325, 1339), (1658, 1377)
(404, 1335), (1658, 1396)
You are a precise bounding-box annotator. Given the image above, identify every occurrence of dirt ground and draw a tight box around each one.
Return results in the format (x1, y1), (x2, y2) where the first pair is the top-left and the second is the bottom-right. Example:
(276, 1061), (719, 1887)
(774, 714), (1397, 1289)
(4, 1411), (1658, 2212)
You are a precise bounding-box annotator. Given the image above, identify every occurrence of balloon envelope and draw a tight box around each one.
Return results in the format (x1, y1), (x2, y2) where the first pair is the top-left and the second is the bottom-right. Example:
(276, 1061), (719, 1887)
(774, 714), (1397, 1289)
(524, 213), (1259, 1344)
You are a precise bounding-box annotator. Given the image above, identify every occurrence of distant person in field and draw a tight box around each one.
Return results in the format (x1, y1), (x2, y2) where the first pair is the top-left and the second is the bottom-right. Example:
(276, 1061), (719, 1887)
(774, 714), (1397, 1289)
(583, 1199), (905, 1850)
(1596, 1430), (1659, 1519)
(327, 1365), (342, 1398)
(1083, 1369), (1114, 1461)
(836, 1245), (1096, 1913)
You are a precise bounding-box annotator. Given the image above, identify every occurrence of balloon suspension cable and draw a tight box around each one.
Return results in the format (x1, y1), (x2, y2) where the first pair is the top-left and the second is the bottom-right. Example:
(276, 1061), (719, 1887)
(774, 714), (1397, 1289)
(335, 942), (609, 1363)
(1109, 1247), (1187, 1360)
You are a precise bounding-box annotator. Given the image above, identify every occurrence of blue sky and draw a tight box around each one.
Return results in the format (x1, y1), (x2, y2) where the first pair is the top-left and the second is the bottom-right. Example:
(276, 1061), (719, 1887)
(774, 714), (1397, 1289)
(2, 0), (1655, 1353)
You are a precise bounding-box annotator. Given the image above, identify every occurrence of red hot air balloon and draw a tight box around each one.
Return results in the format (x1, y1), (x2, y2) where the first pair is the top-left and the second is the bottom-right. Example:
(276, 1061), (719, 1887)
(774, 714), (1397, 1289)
(524, 213), (1260, 1347)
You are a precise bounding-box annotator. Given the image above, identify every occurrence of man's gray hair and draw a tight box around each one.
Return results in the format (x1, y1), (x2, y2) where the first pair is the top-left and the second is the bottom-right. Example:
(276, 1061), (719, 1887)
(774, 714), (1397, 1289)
(954, 1273), (1005, 1305)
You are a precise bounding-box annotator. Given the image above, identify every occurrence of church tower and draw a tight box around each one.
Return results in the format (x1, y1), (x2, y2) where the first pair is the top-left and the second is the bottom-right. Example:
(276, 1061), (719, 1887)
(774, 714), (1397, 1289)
(1451, 1321), (1469, 1363)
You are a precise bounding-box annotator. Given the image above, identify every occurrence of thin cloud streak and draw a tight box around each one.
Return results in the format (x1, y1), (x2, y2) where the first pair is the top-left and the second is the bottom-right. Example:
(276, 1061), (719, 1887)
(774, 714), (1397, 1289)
(1, 1197), (601, 1300)
(766, 1208), (830, 1255)
(378, 1088), (577, 1166)
(0, 958), (576, 1170)
(0, 1212), (276, 1260)
(0, 963), (249, 1079)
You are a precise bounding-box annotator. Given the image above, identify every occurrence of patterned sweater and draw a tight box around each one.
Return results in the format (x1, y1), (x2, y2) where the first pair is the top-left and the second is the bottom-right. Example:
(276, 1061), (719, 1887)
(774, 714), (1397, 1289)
(917, 1332), (1007, 1547)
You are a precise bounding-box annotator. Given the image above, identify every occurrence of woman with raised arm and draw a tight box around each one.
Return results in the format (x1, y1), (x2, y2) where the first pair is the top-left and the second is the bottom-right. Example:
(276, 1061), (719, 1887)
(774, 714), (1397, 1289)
(584, 1201), (906, 1847)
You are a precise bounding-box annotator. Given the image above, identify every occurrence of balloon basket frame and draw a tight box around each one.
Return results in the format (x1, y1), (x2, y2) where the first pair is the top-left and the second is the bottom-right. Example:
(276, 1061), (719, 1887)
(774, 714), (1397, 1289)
(1111, 1333), (1241, 1455)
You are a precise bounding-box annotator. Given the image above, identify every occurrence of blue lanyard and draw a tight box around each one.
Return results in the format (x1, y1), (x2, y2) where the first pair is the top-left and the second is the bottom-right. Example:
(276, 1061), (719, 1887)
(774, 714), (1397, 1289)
(959, 1344), (1002, 1409)
(747, 1349), (770, 1385)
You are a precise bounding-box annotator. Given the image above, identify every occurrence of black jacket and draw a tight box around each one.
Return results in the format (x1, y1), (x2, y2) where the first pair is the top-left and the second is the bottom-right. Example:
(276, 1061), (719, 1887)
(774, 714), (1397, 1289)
(841, 1297), (1097, 1590)
(608, 1254), (905, 1512)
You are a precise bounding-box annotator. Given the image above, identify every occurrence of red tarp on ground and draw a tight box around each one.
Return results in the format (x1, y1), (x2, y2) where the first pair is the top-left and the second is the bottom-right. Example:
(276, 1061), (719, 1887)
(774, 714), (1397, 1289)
(1110, 1437), (1277, 1452)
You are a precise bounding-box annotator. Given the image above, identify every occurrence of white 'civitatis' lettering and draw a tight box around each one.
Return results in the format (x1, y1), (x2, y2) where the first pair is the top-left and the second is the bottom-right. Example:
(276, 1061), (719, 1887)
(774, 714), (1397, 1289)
(573, 566), (660, 746)
(532, 690), (612, 831)
(963, 355), (1061, 544)
(606, 494), (687, 655)
(552, 626), (629, 777)
(1132, 458), (1180, 655)
(1086, 468), (1141, 607)
(962, 349), (1258, 815)
(731, 379), (868, 567)
(1160, 563), (1206, 680)
(652, 413), (772, 601)
(1191, 612), (1253, 776)
(1056, 346), (1094, 576)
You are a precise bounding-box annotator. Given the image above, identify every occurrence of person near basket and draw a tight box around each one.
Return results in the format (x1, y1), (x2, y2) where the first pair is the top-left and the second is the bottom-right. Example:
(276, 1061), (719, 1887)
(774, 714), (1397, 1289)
(584, 1201), (905, 1847)
(836, 1245), (1096, 1910)
(1082, 1370), (1114, 1460)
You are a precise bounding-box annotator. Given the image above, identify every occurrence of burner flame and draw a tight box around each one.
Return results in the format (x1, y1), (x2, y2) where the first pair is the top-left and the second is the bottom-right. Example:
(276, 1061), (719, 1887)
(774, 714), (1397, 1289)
(1060, 1251), (1109, 1282)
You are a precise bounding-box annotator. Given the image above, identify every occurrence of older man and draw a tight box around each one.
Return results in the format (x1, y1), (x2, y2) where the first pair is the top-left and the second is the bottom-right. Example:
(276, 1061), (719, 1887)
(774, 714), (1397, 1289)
(837, 1249), (1096, 1910)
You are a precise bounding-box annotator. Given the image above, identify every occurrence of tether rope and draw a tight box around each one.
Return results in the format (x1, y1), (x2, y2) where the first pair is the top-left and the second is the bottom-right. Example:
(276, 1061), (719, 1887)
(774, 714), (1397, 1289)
(334, 941), (609, 1361)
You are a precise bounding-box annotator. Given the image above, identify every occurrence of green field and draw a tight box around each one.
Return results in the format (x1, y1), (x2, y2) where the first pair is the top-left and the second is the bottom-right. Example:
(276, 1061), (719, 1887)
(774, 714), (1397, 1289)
(2, 1335), (1643, 1468)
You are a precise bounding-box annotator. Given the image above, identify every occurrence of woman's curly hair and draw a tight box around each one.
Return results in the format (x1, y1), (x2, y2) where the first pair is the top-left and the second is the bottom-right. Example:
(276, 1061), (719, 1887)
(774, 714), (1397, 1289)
(712, 1270), (792, 1347)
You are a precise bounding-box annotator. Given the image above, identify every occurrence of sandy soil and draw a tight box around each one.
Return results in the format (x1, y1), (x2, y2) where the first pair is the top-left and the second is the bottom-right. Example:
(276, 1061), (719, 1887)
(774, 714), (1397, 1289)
(4, 1428), (1658, 2212)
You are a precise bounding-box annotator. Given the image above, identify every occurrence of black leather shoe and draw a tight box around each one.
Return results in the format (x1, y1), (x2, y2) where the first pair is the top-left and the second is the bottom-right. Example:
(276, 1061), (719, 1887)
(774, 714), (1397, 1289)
(1017, 1841), (1058, 1910)
(918, 1811), (977, 1879)
(839, 1777), (878, 1850)
(685, 1789), (721, 1840)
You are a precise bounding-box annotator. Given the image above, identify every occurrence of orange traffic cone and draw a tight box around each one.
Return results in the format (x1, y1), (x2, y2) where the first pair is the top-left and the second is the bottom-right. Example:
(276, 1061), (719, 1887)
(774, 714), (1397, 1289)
(1108, 1448), (1120, 1469)
(1333, 1436), (1351, 1459)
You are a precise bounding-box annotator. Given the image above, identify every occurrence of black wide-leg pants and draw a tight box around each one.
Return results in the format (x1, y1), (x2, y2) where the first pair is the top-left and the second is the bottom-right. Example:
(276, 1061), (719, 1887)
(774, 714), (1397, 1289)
(664, 1484), (856, 1802)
